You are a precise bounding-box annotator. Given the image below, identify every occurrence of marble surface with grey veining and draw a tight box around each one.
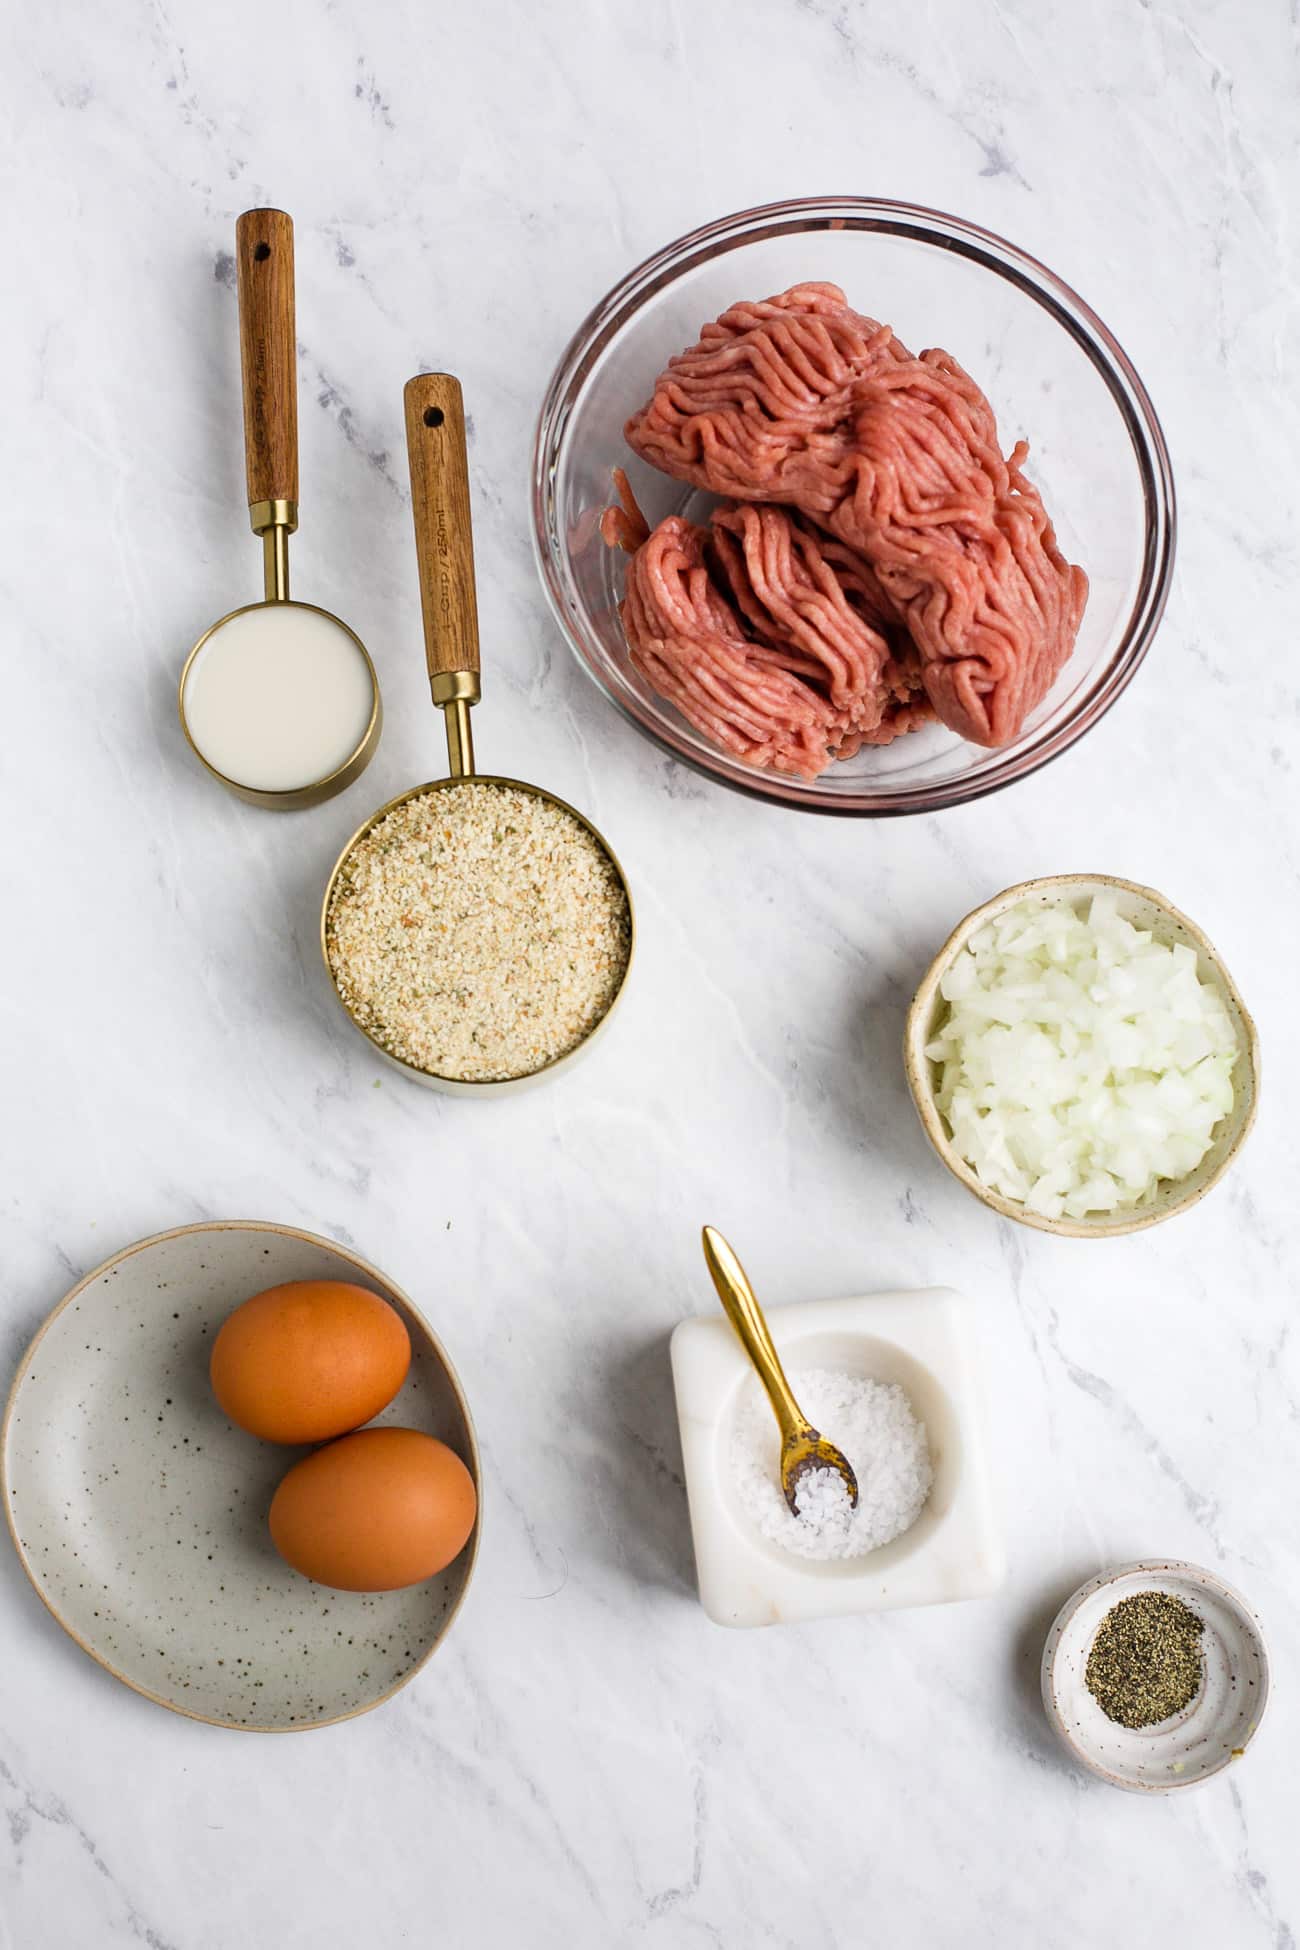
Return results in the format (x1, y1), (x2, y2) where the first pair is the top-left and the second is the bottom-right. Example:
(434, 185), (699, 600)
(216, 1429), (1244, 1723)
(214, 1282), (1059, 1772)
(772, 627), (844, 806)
(1, 1), (1297, 1944)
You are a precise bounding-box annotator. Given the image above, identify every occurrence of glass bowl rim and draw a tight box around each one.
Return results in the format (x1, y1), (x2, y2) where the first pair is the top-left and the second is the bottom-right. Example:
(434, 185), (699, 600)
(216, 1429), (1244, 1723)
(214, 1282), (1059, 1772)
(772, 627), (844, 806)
(531, 194), (1176, 817)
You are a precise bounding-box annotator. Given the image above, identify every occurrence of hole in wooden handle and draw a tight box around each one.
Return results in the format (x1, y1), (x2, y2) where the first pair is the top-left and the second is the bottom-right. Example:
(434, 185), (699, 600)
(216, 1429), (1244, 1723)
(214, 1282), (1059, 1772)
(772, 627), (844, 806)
(423, 406), (445, 428)
(253, 241), (271, 262)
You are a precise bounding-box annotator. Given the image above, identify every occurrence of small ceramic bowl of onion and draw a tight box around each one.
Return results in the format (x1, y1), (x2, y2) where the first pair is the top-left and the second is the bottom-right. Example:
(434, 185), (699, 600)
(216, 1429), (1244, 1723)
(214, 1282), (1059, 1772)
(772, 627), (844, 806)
(903, 875), (1259, 1238)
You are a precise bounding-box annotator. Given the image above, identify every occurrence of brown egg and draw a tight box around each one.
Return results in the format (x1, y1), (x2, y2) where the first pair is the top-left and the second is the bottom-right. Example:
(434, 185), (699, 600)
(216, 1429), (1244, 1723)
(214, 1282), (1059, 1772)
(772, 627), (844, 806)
(269, 1427), (477, 1592)
(210, 1280), (410, 1443)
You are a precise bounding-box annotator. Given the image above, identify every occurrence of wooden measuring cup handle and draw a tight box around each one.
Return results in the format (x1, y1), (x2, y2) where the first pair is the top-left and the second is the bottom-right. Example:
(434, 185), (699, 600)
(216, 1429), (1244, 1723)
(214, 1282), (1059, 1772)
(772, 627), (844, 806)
(236, 208), (298, 524)
(403, 373), (481, 700)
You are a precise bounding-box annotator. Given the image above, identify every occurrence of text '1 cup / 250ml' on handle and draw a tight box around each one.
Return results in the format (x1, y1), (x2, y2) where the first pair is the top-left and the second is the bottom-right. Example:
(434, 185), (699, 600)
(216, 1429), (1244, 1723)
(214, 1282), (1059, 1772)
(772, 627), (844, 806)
(404, 374), (481, 779)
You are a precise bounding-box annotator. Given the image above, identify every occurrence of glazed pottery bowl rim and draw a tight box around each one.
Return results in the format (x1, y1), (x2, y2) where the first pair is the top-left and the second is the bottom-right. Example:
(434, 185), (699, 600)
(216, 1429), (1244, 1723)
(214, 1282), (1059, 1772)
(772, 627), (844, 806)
(903, 874), (1260, 1237)
(1040, 1557), (1270, 1792)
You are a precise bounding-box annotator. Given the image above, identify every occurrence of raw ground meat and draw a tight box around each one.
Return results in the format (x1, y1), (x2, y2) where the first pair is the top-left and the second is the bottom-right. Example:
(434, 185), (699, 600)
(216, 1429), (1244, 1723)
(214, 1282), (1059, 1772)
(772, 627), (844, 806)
(621, 282), (1087, 752)
(606, 475), (930, 779)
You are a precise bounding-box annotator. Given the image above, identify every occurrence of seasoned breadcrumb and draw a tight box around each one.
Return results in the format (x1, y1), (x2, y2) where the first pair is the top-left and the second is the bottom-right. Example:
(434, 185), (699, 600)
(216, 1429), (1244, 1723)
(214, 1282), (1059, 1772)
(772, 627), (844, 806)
(326, 783), (630, 1082)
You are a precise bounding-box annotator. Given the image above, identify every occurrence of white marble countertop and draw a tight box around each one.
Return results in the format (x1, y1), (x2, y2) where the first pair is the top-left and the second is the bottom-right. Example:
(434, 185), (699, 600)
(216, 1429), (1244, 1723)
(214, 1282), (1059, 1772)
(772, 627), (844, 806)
(2, 2), (1297, 1944)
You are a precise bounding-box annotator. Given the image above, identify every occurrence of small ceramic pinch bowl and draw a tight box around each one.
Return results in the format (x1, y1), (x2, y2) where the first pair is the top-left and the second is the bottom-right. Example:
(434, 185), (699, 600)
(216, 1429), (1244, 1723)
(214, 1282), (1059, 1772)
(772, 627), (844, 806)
(1042, 1560), (1269, 1792)
(904, 874), (1260, 1238)
(2, 1221), (480, 1731)
(670, 1287), (1004, 1628)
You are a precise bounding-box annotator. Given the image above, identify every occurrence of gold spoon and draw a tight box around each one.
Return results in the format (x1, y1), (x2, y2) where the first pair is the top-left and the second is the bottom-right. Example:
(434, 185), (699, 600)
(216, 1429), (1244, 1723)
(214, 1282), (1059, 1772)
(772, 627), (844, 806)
(701, 1227), (859, 1517)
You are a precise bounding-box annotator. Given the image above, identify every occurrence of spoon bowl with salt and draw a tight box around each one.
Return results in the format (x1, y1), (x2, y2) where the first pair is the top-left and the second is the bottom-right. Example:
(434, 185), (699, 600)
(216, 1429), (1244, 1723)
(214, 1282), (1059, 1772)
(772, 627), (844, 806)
(701, 1227), (858, 1517)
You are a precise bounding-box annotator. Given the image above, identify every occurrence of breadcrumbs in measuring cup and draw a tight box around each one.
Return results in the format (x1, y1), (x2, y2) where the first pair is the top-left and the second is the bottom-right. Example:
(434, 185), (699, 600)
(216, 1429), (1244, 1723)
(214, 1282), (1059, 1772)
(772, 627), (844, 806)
(326, 782), (631, 1083)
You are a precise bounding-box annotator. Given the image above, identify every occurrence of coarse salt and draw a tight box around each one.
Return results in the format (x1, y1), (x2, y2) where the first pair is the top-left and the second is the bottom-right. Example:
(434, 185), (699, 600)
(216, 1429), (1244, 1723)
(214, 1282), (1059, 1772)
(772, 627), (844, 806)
(793, 1466), (855, 1531)
(730, 1367), (932, 1562)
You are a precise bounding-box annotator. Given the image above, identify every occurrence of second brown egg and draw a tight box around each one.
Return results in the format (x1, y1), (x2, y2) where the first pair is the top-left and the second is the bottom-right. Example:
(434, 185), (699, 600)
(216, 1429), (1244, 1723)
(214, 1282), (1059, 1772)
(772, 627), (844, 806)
(269, 1427), (478, 1591)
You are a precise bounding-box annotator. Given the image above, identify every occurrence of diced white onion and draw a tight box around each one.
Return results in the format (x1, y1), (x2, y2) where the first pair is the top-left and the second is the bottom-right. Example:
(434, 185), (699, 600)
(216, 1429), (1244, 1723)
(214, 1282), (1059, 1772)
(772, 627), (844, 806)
(925, 893), (1240, 1220)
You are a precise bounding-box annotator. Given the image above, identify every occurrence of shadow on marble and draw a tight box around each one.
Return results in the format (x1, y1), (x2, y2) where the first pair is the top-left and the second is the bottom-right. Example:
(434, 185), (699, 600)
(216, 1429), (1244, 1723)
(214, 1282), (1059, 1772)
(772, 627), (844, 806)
(143, 232), (266, 795)
(1004, 1569), (1102, 1775)
(817, 972), (943, 1190)
(196, 238), (246, 507)
(148, 653), (204, 786)
(580, 1332), (697, 1600)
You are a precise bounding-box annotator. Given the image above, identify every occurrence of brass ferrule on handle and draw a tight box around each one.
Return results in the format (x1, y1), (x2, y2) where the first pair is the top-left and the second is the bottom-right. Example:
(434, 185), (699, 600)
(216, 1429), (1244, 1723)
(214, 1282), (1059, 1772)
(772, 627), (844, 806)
(701, 1227), (811, 1444)
(248, 497), (299, 537)
(430, 670), (480, 780)
(404, 373), (482, 780)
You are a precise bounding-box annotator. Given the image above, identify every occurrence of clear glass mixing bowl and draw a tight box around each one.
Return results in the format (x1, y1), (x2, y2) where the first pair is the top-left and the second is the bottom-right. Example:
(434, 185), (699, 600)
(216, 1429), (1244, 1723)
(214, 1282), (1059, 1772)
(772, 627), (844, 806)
(532, 197), (1175, 816)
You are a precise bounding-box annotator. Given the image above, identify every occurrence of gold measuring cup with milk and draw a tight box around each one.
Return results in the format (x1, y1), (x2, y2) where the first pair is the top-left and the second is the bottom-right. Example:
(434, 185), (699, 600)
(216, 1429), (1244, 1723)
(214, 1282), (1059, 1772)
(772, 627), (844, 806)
(179, 208), (381, 809)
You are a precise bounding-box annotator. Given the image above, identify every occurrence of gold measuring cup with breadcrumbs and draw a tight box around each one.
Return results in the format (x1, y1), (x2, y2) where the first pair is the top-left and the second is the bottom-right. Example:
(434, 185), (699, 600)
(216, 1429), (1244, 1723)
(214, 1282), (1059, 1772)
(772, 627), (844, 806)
(320, 373), (634, 1096)
(179, 208), (381, 810)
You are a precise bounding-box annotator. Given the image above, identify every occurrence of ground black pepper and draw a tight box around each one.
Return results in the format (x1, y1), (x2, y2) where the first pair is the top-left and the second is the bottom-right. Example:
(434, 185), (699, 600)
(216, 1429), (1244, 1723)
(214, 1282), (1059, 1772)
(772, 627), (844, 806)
(1085, 1590), (1205, 1729)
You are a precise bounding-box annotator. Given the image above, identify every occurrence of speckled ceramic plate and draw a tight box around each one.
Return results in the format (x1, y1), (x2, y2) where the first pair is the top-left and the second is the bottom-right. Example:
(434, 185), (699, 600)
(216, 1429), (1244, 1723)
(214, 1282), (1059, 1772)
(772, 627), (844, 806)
(2, 1222), (480, 1732)
(1041, 1560), (1268, 1791)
